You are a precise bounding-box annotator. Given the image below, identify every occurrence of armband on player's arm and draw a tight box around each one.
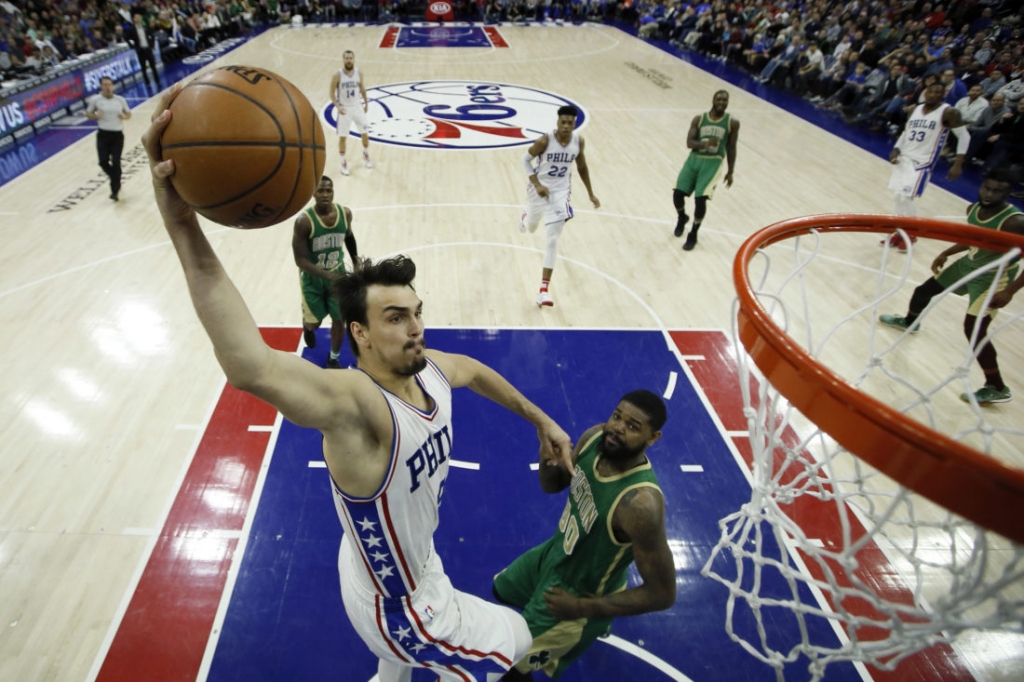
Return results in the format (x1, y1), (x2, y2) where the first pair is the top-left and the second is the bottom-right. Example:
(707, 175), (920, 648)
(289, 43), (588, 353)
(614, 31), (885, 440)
(521, 151), (537, 178)
(344, 230), (357, 263)
(951, 125), (969, 156)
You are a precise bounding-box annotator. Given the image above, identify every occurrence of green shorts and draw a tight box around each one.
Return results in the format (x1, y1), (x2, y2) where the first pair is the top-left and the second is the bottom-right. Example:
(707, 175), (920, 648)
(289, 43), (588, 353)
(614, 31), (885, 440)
(300, 270), (342, 325)
(493, 541), (614, 679)
(936, 256), (1018, 318)
(675, 154), (725, 198)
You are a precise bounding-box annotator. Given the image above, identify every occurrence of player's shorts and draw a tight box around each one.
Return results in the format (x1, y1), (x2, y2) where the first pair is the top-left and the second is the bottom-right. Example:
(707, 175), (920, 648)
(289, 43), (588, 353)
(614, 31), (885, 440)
(336, 104), (368, 136)
(339, 536), (523, 681)
(300, 270), (342, 325)
(493, 541), (616, 680)
(675, 153), (726, 198)
(523, 183), (573, 231)
(936, 255), (1019, 318)
(887, 155), (932, 198)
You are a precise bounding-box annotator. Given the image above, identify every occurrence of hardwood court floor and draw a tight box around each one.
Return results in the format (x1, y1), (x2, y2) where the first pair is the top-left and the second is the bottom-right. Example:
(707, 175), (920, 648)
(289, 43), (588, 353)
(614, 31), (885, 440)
(0, 23), (1021, 682)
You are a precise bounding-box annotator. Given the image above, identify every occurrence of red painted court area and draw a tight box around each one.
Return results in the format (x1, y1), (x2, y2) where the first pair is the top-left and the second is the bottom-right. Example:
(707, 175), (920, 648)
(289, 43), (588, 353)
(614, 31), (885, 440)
(96, 328), (301, 682)
(671, 330), (972, 682)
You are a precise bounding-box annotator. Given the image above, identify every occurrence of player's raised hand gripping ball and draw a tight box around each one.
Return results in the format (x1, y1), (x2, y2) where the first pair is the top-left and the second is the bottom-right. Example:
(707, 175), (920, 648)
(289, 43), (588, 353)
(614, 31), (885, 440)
(160, 66), (326, 229)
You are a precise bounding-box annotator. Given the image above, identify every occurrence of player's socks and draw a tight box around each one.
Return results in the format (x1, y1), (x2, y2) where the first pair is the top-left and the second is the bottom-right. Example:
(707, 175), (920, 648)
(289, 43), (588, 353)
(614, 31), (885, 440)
(537, 279), (553, 307)
(340, 153), (349, 176)
(683, 223), (700, 251)
(673, 213), (689, 238)
(986, 371), (1006, 392)
(363, 151), (373, 168)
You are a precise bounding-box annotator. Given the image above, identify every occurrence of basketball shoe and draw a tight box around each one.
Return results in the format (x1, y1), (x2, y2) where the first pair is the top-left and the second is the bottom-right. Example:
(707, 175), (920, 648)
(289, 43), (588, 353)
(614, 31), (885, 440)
(879, 314), (919, 334)
(673, 214), (688, 238)
(326, 356), (341, 369)
(880, 233), (917, 253)
(960, 385), (1012, 405)
(536, 291), (554, 307)
(518, 210), (527, 234)
(363, 152), (373, 169)
(340, 161), (350, 176)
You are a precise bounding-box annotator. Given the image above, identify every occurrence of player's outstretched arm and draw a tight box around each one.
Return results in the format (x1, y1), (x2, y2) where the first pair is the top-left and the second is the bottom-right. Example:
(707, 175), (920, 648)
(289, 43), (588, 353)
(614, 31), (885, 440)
(144, 85), (362, 432)
(427, 349), (573, 474)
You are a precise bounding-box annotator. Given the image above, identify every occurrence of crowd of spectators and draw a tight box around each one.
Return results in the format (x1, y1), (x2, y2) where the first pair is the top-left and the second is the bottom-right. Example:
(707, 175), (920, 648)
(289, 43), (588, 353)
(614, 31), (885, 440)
(632, 0), (1023, 175)
(1, 0), (268, 83)
(0, 0), (618, 87)
(4, 0), (1021, 173)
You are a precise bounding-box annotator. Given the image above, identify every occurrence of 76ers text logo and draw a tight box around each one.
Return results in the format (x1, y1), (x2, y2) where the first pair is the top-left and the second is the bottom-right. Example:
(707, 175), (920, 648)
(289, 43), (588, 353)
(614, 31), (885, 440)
(407, 424), (451, 494)
(322, 80), (587, 150)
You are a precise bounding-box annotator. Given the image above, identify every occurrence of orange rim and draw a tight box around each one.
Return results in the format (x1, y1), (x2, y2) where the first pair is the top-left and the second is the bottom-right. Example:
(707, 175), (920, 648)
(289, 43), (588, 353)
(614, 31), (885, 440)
(734, 214), (1024, 545)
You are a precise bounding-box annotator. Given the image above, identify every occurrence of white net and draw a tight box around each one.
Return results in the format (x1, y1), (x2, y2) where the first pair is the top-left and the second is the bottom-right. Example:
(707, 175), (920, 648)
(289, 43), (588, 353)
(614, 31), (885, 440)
(701, 222), (1024, 681)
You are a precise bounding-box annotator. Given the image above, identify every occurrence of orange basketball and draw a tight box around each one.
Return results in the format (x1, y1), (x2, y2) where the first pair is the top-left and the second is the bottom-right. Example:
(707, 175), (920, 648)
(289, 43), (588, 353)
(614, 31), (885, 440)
(161, 66), (326, 229)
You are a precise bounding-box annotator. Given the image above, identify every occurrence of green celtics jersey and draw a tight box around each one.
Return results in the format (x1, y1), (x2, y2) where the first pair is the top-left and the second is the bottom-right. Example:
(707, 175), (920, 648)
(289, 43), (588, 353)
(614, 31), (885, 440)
(550, 433), (662, 598)
(693, 111), (730, 159)
(306, 203), (349, 274)
(966, 202), (1022, 267)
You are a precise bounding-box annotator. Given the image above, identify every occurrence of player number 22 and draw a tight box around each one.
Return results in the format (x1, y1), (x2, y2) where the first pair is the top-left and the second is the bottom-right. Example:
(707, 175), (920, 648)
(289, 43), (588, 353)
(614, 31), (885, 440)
(547, 166), (568, 178)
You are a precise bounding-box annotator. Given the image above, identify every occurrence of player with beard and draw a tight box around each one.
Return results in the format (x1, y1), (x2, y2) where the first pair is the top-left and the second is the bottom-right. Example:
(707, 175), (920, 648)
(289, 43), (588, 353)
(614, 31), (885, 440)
(493, 390), (676, 680)
(142, 85), (574, 682)
(880, 166), (1024, 405)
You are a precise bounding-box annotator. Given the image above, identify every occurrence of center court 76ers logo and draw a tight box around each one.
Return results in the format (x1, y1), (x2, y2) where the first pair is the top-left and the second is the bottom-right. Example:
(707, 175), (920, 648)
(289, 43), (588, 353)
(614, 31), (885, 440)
(321, 80), (587, 150)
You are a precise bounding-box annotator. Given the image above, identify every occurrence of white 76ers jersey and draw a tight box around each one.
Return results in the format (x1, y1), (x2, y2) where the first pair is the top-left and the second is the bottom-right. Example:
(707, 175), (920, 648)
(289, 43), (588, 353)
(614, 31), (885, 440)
(533, 130), (580, 194)
(336, 67), (361, 106)
(901, 103), (950, 168)
(331, 358), (452, 597)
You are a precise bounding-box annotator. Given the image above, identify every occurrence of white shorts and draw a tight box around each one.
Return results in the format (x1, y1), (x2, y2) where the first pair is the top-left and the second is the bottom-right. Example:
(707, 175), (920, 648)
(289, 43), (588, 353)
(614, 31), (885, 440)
(336, 104), (368, 136)
(887, 155), (932, 198)
(338, 535), (521, 680)
(523, 182), (573, 230)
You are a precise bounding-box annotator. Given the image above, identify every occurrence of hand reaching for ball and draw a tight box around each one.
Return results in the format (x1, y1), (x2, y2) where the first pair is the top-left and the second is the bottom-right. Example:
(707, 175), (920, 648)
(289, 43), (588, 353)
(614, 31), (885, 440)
(142, 82), (198, 228)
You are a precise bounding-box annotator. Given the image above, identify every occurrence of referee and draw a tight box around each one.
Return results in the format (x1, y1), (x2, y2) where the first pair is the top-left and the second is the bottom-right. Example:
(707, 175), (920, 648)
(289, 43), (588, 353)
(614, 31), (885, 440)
(85, 77), (131, 201)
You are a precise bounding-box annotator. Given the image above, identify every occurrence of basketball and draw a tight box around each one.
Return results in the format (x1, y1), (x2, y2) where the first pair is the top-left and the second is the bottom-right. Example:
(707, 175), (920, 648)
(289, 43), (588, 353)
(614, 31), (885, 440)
(161, 66), (326, 229)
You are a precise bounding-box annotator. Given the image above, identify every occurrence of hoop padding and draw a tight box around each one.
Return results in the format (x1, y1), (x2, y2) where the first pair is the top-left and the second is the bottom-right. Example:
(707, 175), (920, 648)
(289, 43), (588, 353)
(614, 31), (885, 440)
(734, 214), (1024, 545)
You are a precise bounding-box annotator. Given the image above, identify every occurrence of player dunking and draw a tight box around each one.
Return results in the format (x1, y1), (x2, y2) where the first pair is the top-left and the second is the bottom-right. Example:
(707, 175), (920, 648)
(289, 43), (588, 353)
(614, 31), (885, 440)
(519, 105), (600, 308)
(144, 85), (574, 682)
(885, 81), (968, 251)
(330, 50), (372, 176)
(673, 90), (739, 251)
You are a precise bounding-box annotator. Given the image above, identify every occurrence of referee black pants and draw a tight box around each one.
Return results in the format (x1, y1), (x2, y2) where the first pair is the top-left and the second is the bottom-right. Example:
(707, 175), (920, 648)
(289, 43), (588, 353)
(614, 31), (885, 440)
(97, 129), (124, 194)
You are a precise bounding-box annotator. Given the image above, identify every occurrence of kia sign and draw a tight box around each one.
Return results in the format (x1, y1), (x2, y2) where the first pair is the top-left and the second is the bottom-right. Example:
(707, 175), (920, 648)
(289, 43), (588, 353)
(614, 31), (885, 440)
(425, 1), (454, 21)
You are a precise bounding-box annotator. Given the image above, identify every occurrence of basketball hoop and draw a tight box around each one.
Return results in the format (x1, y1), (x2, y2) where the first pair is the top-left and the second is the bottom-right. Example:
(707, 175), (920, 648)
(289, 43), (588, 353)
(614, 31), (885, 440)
(702, 214), (1024, 681)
